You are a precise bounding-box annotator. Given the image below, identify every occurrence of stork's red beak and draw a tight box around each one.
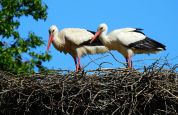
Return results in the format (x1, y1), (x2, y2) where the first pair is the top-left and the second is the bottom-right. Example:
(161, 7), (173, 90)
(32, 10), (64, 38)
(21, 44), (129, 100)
(47, 35), (54, 52)
(90, 30), (101, 44)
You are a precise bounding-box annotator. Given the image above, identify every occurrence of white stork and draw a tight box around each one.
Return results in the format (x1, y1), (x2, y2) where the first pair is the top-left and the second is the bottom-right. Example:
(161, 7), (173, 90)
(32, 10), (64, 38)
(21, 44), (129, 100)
(47, 25), (108, 72)
(90, 23), (166, 68)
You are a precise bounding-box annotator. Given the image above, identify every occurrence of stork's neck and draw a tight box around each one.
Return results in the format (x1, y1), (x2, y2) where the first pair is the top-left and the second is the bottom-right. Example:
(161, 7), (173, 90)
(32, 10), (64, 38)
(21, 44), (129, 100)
(53, 32), (58, 40)
(52, 31), (65, 48)
(99, 31), (110, 45)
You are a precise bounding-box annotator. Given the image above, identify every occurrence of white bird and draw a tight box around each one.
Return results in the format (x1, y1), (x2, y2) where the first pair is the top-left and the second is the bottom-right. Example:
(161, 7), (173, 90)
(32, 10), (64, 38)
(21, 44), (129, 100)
(47, 25), (108, 72)
(90, 23), (166, 68)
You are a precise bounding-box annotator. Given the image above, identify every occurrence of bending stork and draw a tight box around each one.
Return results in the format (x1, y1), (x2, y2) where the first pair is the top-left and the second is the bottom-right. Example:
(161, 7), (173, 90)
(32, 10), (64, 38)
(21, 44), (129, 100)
(90, 23), (166, 68)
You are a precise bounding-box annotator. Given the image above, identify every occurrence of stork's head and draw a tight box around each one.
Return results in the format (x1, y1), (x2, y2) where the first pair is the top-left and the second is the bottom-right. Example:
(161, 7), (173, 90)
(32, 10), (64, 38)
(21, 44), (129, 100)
(90, 23), (108, 43)
(97, 23), (108, 32)
(47, 25), (58, 51)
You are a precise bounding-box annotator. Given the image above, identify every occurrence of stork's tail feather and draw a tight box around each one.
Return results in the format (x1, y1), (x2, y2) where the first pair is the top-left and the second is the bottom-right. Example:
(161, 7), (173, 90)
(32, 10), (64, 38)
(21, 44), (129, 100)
(145, 37), (166, 51)
(129, 37), (166, 52)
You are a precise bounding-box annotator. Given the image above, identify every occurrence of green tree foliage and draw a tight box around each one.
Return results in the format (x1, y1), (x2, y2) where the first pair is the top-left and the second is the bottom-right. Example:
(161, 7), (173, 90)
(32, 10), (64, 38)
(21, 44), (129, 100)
(0, 0), (51, 74)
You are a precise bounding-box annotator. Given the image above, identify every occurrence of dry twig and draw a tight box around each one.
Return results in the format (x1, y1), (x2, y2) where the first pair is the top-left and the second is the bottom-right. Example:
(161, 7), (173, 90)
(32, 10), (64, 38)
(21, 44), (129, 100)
(0, 62), (178, 115)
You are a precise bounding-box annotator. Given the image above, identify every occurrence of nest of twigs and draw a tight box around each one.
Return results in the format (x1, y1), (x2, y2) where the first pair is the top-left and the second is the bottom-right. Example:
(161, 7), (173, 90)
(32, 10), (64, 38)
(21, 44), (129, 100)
(0, 62), (178, 115)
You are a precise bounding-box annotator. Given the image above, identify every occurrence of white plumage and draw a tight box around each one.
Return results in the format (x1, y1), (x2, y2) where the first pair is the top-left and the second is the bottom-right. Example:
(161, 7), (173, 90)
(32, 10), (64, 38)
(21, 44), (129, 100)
(109, 28), (146, 46)
(47, 25), (108, 72)
(90, 23), (166, 68)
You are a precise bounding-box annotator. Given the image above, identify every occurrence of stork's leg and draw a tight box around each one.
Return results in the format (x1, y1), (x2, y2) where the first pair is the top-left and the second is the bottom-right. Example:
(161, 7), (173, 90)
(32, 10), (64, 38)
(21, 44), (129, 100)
(73, 56), (82, 72)
(125, 56), (132, 68)
(73, 57), (78, 72)
(125, 58), (129, 68)
(77, 57), (82, 71)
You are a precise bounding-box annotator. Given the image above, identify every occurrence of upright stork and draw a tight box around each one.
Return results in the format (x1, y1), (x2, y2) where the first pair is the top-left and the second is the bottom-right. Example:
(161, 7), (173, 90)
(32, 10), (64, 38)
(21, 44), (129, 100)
(47, 25), (109, 72)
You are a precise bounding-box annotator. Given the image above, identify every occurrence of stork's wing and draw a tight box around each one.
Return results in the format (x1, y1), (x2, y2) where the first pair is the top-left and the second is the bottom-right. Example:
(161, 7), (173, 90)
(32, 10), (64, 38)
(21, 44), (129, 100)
(79, 30), (104, 46)
(129, 37), (166, 51)
(111, 28), (166, 51)
(80, 37), (104, 46)
(86, 30), (96, 35)
(63, 28), (93, 46)
(108, 28), (146, 46)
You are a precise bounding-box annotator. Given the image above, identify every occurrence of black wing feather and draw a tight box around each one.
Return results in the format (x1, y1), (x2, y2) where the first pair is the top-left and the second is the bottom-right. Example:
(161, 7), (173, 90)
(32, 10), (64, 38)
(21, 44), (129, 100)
(134, 28), (145, 35)
(129, 37), (166, 51)
(79, 30), (103, 46)
(87, 30), (96, 35)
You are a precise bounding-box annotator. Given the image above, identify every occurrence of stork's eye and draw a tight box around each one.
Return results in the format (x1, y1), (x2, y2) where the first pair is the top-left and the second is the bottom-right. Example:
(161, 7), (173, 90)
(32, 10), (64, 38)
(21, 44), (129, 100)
(52, 30), (55, 33)
(100, 27), (103, 30)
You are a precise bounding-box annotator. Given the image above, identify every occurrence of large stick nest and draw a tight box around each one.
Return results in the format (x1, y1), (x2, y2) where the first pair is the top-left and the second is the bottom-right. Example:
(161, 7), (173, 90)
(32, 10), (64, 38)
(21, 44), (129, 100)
(0, 62), (178, 115)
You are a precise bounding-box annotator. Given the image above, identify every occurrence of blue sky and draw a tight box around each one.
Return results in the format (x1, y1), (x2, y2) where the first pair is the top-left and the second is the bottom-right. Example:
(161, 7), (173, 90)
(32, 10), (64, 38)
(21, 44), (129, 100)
(19, 0), (178, 71)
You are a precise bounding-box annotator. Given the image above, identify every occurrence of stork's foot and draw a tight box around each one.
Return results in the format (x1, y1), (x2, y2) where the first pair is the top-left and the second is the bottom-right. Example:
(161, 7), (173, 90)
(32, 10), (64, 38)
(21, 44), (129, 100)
(76, 66), (83, 73)
(78, 66), (82, 71)
(126, 66), (132, 69)
(74, 67), (85, 80)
